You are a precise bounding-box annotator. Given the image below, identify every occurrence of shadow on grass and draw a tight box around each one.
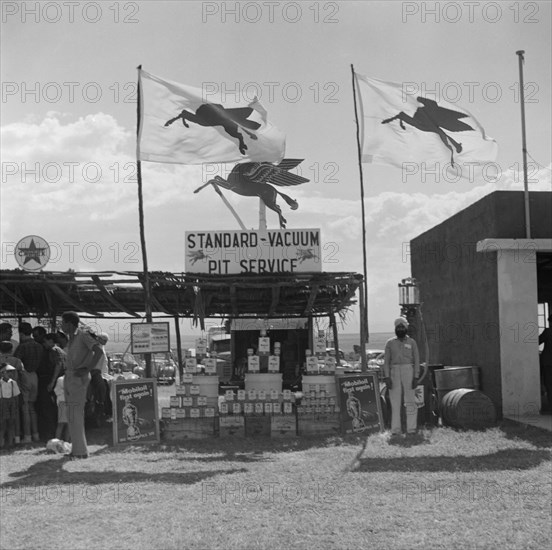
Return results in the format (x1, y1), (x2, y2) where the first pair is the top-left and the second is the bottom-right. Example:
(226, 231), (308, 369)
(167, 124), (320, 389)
(87, 436), (350, 466)
(499, 419), (552, 449)
(2, 456), (247, 490)
(352, 448), (550, 473)
(155, 435), (346, 458)
(81, 423), (350, 462)
(1, 429), (352, 468)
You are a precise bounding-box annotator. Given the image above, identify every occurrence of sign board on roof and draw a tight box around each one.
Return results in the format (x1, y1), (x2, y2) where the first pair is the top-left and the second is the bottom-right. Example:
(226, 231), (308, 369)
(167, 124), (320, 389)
(231, 318), (308, 331)
(15, 235), (50, 271)
(185, 229), (321, 274)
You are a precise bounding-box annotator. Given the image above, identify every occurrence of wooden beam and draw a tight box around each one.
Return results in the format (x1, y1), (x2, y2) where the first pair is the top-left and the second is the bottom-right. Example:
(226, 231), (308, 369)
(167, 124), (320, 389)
(150, 293), (173, 315)
(302, 284), (319, 316)
(44, 285), (54, 314)
(174, 315), (183, 380)
(0, 283), (31, 311)
(230, 285), (238, 317)
(268, 285), (280, 316)
(330, 311), (341, 366)
(45, 282), (103, 317)
(137, 273), (172, 315)
(91, 275), (140, 318)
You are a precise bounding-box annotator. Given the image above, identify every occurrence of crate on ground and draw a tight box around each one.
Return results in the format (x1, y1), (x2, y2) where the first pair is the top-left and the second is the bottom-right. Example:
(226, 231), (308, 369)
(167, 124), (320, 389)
(161, 417), (218, 441)
(297, 412), (341, 436)
(218, 416), (246, 438)
(245, 416), (271, 437)
(270, 415), (297, 438)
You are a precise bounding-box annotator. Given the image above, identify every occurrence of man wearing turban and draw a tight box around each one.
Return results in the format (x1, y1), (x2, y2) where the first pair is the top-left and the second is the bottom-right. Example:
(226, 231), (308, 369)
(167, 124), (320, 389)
(383, 317), (420, 437)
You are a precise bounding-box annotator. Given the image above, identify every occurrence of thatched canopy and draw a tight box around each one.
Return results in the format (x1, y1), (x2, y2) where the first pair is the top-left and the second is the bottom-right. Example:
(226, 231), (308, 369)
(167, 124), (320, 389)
(0, 269), (363, 323)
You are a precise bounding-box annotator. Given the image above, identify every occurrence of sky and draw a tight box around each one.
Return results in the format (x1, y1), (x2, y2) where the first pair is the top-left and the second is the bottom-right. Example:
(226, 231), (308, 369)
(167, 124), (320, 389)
(1, 1), (551, 339)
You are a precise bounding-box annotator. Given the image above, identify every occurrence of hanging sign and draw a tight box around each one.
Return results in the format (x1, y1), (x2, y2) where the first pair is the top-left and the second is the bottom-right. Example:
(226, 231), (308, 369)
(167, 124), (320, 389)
(131, 322), (170, 354)
(196, 337), (208, 355)
(336, 373), (384, 435)
(185, 228), (321, 274)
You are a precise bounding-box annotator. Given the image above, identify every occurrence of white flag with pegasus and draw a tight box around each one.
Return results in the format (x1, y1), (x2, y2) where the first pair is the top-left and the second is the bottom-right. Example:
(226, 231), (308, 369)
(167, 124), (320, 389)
(137, 69), (286, 165)
(355, 73), (498, 177)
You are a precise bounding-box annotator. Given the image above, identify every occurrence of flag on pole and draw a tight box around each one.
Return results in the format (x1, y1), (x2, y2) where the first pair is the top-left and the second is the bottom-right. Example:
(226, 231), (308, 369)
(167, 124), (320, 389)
(137, 69), (285, 165)
(354, 73), (498, 174)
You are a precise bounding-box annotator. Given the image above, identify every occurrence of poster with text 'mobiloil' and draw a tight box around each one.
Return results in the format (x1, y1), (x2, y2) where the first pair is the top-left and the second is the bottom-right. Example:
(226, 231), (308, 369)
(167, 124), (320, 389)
(336, 373), (384, 435)
(112, 378), (159, 446)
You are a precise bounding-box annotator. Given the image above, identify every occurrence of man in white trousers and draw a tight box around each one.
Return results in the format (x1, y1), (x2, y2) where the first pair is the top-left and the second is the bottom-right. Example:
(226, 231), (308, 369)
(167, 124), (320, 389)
(383, 317), (420, 436)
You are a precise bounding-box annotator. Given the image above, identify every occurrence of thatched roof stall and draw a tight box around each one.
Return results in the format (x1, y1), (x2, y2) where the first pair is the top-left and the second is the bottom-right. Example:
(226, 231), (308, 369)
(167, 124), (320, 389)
(0, 270), (363, 324)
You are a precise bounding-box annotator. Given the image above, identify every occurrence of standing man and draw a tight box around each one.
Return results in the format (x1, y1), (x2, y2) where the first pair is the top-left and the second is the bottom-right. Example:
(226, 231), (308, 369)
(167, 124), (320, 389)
(89, 332), (109, 425)
(383, 317), (420, 437)
(14, 322), (42, 443)
(60, 312), (103, 459)
(45, 333), (66, 393)
(33, 326), (57, 441)
(0, 323), (18, 354)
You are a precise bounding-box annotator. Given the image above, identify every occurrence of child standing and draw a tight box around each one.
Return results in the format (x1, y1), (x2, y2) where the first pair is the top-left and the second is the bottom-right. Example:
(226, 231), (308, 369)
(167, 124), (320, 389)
(53, 374), (69, 441)
(0, 363), (21, 449)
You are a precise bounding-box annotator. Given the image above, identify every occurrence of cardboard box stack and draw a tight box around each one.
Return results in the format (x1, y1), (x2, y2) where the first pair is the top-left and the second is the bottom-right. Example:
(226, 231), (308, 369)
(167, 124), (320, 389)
(161, 355), (219, 440)
(297, 348), (341, 436)
(219, 387), (297, 437)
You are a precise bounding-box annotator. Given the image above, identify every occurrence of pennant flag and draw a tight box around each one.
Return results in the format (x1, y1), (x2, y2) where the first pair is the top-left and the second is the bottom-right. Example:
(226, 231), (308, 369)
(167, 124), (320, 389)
(137, 69), (285, 165)
(354, 74), (498, 175)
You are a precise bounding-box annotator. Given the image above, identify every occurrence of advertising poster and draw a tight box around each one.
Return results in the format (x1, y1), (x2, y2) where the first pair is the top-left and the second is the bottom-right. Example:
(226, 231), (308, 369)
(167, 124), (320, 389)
(15, 235), (51, 271)
(112, 379), (160, 446)
(336, 373), (383, 435)
(130, 322), (170, 354)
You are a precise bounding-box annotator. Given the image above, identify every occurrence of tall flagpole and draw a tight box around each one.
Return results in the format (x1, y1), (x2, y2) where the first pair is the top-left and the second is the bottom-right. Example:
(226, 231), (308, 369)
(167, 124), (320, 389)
(136, 64), (153, 378)
(351, 64), (369, 371)
(516, 50), (531, 239)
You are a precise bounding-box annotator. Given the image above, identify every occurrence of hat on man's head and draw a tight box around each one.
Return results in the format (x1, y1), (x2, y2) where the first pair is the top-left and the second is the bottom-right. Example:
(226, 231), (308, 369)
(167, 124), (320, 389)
(0, 363), (16, 373)
(394, 317), (408, 328)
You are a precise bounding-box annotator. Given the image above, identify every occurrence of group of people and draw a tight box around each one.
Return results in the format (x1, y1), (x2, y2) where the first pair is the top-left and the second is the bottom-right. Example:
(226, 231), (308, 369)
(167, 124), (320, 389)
(0, 312), (109, 459)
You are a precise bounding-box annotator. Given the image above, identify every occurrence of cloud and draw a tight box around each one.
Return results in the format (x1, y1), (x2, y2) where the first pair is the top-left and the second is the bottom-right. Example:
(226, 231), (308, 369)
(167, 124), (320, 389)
(2, 112), (550, 331)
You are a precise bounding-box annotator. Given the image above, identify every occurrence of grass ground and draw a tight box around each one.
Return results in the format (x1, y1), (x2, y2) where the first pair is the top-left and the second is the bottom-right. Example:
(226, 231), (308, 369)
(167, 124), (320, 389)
(1, 418), (551, 550)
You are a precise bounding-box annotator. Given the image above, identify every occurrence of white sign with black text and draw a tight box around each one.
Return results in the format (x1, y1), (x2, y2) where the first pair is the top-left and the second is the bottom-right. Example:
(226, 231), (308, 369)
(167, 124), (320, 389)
(185, 229), (321, 274)
(130, 322), (170, 354)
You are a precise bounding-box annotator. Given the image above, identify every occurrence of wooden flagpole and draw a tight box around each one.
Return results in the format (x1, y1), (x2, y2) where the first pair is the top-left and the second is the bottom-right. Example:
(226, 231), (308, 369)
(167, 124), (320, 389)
(194, 181), (248, 230)
(136, 64), (153, 378)
(350, 64), (369, 371)
(259, 199), (267, 231)
(211, 183), (248, 230)
(516, 50), (531, 239)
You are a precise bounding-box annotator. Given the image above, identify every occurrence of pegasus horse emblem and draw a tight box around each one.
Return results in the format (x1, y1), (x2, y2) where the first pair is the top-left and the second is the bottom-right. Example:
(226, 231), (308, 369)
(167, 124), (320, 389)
(381, 97), (475, 166)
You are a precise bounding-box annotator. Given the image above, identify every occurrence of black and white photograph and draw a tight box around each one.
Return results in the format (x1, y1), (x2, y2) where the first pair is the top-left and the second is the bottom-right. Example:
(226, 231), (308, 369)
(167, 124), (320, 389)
(1, 1), (551, 549)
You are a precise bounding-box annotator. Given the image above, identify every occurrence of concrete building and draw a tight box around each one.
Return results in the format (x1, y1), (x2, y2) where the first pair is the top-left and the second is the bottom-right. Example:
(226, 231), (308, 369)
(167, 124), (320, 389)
(410, 190), (552, 424)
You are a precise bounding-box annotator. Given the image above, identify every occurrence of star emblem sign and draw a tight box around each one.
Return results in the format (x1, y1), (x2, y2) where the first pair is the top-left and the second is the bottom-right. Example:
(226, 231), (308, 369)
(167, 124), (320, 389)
(15, 235), (51, 271)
